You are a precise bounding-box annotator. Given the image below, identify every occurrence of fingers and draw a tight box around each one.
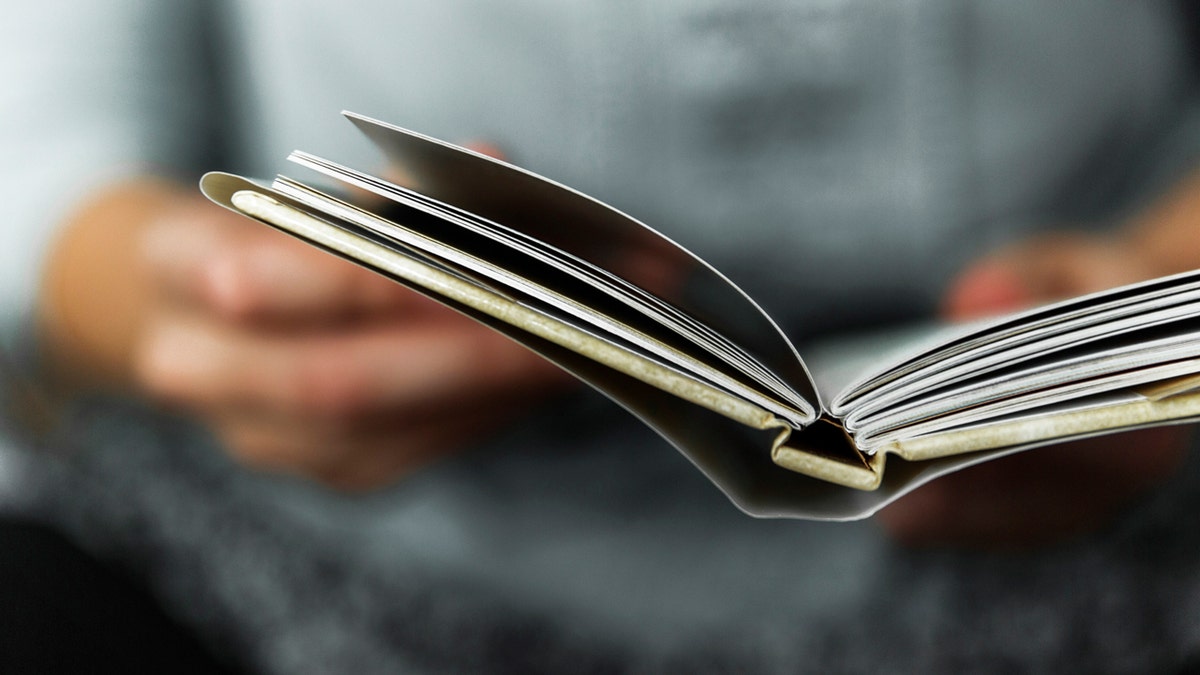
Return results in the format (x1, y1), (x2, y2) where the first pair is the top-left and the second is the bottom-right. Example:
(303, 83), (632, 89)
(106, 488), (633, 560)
(133, 304), (572, 489)
(941, 256), (1034, 321)
(932, 210), (1197, 546)
(210, 408), (505, 489)
(130, 186), (576, 490)
(943, 233), (1155, 321)
(142, 199), (419, 324)
(135, 309), (568, 423)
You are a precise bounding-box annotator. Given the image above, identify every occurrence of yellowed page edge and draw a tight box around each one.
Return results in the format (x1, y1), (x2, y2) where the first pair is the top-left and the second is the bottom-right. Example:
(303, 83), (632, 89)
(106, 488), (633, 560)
(890, 391), (1200, 461)
(1138, 373), (1200, 401)
(230, 190), (778, 431)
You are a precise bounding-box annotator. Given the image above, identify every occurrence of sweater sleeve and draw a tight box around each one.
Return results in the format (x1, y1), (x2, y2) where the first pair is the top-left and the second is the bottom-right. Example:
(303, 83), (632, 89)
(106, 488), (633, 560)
(0, 0), (226, 324)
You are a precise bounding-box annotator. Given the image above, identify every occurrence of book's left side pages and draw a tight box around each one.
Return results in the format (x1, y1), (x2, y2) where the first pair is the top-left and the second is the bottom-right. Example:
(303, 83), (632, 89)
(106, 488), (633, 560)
(200, 172), (864, 517)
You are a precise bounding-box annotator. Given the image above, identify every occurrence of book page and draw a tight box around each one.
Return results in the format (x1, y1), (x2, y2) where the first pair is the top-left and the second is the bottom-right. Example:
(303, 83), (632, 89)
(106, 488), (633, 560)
(266, 175), (812, 427)
(341, 112), (821, 409)
(888, 388), (1200, 461)
(279, 155), (811, 419)
(200, 173), (786, 433)
(832, 269), (1200, 417)
(801, 323), (967, 408)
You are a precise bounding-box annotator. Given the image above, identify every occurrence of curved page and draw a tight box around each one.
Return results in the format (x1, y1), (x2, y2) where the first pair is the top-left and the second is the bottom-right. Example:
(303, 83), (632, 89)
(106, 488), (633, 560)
(342, 112), (819, 409)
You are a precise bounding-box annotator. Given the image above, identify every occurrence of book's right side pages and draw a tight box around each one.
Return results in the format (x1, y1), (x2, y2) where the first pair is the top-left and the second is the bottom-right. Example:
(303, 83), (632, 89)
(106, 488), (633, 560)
(800, 270), (1200, 502)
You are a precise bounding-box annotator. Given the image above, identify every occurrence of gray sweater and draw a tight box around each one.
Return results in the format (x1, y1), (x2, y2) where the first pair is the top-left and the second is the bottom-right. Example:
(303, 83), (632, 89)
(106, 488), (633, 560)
(2, 1), (1199, 672)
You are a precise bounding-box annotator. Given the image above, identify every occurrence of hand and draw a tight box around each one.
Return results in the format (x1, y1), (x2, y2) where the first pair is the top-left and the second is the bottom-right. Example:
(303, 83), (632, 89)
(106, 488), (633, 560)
(39, 179), (574, 489)
(879, 221), (1195, 547)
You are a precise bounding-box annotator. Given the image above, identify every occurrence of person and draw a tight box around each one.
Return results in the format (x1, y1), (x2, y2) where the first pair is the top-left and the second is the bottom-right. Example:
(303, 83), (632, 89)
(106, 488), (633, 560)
(2, 1), (1200, 672)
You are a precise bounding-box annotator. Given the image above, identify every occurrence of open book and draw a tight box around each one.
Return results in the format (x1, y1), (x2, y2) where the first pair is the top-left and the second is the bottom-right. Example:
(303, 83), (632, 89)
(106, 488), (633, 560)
(201, 111), (1200, 520)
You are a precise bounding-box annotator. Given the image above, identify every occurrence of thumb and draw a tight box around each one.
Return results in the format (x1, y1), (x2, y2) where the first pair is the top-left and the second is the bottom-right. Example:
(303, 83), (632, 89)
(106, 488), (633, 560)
(941, 255), (1034, 322)
(463, 140), (507, 161)
(942, 232), (1150, 322)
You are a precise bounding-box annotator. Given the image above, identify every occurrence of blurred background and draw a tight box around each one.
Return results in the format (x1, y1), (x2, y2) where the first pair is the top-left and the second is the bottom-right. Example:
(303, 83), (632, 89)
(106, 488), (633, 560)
(1, 2), (1199, 673)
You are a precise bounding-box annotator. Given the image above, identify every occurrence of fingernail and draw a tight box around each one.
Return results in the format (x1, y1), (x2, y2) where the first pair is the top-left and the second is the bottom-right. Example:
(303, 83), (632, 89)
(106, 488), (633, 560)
(202, 255), (254, 318)
(943, 260), (1032, 320)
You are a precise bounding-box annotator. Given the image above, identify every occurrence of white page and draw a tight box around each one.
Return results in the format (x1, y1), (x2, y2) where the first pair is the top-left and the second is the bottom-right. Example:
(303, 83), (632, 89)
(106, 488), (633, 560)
(270, 176), (813, 427)
(284, 151), (814, 419)
(341, 112), (822, 410)
(832, 269), (1200, 416)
